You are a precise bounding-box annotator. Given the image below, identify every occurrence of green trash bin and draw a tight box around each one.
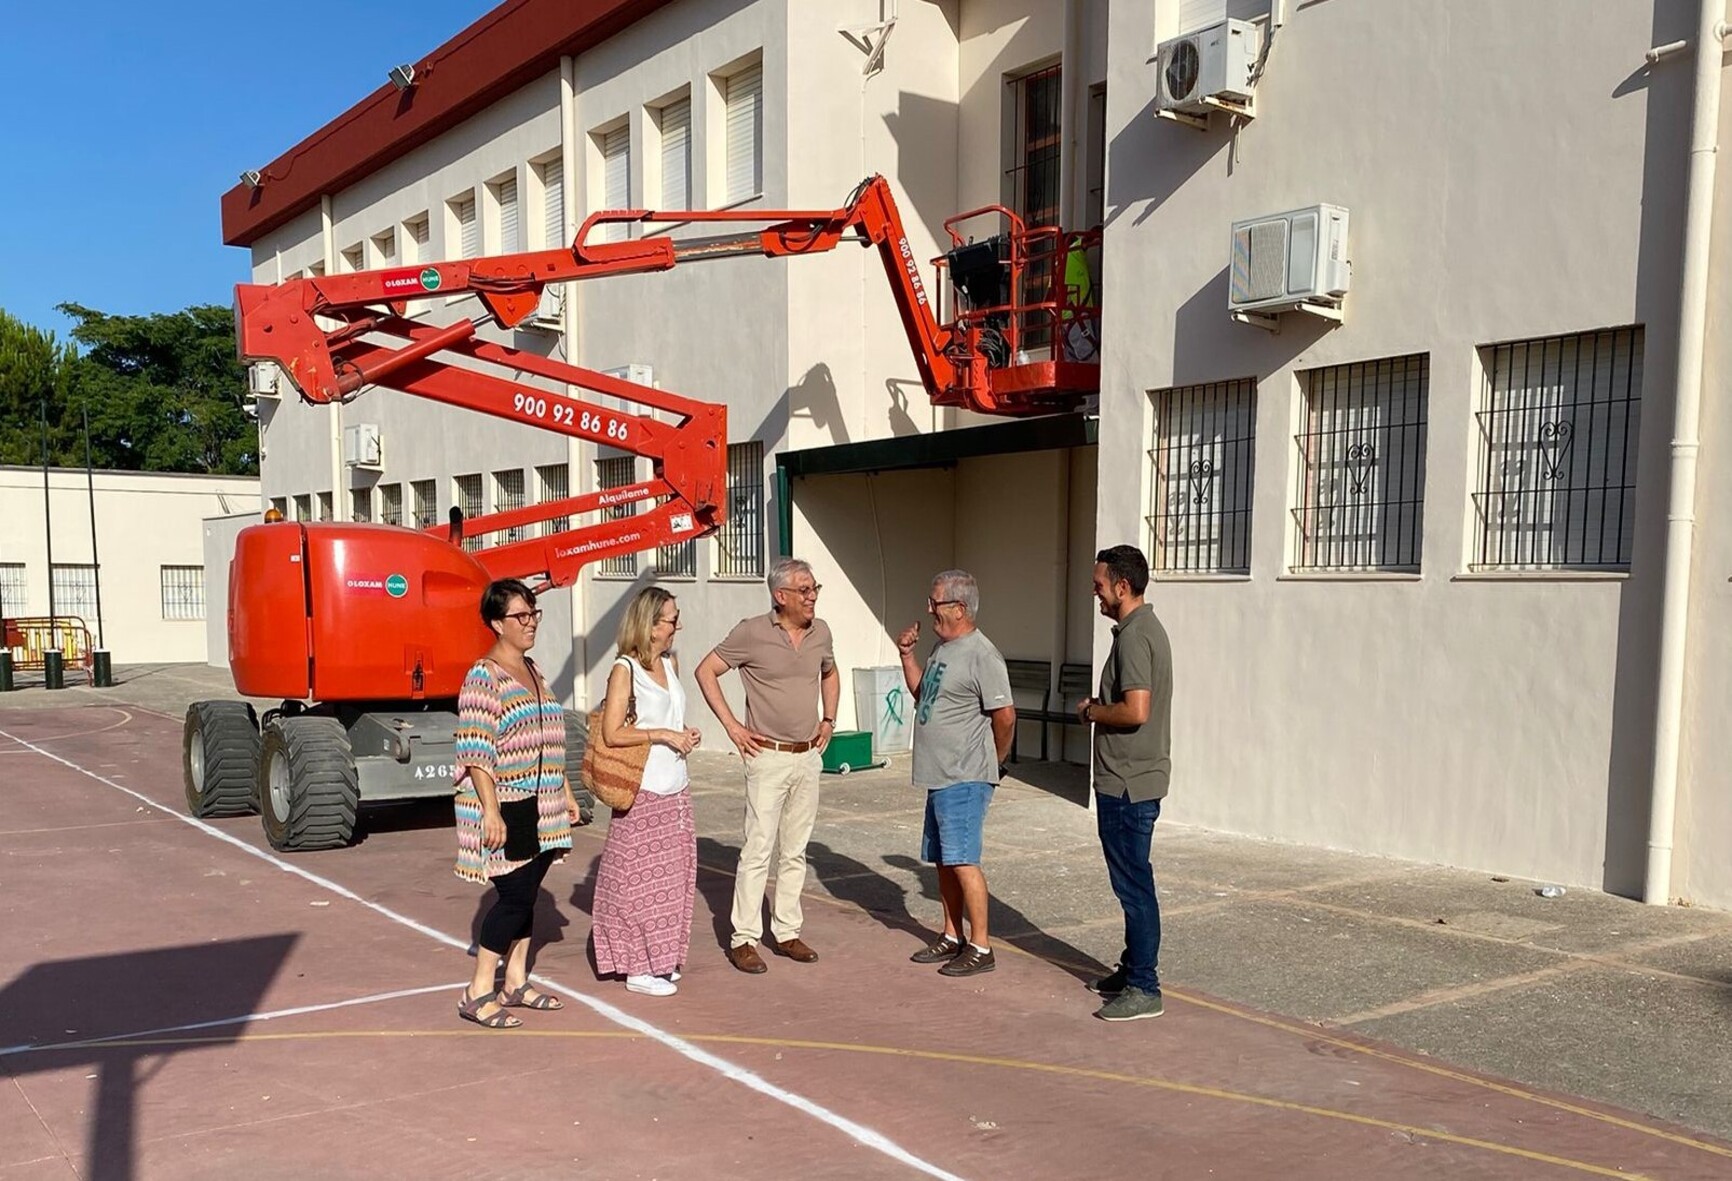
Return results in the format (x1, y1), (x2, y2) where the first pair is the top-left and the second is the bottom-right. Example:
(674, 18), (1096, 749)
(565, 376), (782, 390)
(820, 730), (878, 775)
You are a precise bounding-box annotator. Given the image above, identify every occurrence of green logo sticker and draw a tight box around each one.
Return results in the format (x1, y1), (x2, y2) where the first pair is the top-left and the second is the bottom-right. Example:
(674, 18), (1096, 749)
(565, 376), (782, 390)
(419, 267), (442, 291)
(386, 574), (409, 598)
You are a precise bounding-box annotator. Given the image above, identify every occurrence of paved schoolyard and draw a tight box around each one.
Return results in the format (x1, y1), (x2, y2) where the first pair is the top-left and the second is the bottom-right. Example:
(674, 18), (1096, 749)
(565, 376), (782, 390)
(2, 673), (1731, 1178)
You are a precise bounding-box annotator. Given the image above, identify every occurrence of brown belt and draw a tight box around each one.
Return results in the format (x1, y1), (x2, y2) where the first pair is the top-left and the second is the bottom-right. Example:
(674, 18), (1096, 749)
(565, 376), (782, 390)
(759, 739), (815, 754)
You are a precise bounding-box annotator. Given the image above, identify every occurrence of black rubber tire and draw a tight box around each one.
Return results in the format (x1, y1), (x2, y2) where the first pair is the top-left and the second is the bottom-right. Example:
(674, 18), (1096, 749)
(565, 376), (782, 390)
(564, 708), (595, 826)
(259, 716), (360, 851)
(183, 701), (261, 818)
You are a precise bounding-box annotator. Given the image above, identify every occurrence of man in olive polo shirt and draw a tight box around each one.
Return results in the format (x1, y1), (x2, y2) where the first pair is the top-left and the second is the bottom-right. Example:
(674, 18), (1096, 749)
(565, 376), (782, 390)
(1076, 544), (1173, 1021)
(696, 557), (841, 974)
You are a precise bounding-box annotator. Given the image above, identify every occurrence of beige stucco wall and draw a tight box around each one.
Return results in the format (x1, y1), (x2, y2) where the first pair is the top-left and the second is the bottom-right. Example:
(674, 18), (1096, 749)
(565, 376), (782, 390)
(0, 468), (260, 664)
(1099, 0), (1725, 902)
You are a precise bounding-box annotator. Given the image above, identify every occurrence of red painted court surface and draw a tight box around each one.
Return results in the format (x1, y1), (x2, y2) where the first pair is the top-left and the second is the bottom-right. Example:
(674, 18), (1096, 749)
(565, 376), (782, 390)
(3, 705), (1729, 1181)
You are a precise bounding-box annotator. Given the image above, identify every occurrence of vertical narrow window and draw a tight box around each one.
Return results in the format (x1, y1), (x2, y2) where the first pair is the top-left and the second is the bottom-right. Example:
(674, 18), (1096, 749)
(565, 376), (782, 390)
(160, 566), (205, 621)
(403, 214), (430, 265)
(452, 193), (479, 259)
(595, 457), (639, 577)
(1148, 379), (1257, 574)
(50, 565), (98, 620)
(340, 244), (365, 273)
(380, 483), (403, 527)
(293, 493), (312, 522)
(537, 463), (571, 535)
(536, 158), (564, 248)
(268, 496), (288, 520)
(657, 97), (693, 209)
(1006, 62), (1063, 350)
(317, 491), (334, 522)
(602, 125), (631, 243)
(715, 441), (766, 578)
(454, 474), (483, 552)
(1473, 327), (1643, 570)
(725, 62), (763, 202)
(493, 468), (526, 543)
(1085, 84), (1108, 228)
(1291, 355), (1430, 572)
(412, 479), (438, 528)
(350, 488), (373, 522)
(0, 562), (28, 614)
(370, 228), (396, 268)
(491, 172), (520, 253)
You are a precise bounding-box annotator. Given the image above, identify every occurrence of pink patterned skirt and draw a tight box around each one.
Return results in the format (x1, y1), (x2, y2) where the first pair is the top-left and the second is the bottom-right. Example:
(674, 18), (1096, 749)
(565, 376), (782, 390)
(591, 789), (696, 978)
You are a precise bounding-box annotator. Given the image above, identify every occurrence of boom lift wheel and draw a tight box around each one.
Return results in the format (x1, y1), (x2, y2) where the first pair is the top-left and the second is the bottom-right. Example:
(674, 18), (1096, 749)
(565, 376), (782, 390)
(564, 708), (595, 826)
(259, 715), (360, 851)
(183, 700), (262, 818)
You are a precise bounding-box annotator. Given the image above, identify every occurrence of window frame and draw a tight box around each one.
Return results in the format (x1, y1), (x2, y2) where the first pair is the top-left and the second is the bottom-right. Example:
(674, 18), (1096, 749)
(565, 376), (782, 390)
(1148, 379), (1258, 576)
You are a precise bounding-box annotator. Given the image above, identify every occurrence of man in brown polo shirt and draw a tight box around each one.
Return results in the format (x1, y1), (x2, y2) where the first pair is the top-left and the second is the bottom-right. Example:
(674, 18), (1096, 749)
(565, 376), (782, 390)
(695, 557), (840, 973)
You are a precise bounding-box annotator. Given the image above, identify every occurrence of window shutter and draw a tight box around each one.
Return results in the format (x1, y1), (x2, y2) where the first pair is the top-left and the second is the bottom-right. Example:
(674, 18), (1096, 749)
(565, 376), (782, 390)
(725, 64), (763, 202)
(455, 195), (478, 259)
(603, 126), (630, 242)
(659, 99), (691, 209)
(497, 175), (520, 253)
(540, 160), (564, 248)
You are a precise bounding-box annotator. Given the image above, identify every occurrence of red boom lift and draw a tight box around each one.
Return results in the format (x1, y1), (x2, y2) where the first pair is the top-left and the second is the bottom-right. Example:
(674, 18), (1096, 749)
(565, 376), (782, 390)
(183, 175), (1101, 850)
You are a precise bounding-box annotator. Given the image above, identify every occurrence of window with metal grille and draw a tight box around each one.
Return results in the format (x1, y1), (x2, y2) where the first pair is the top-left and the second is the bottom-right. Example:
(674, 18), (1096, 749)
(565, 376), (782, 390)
(51, 564), (97, 621)
(1006, 62), (1062, 350)
(725, 61), (763, 202)
(535, 158), (564, 248)
(160, 566), (205, 621)
(1291, 355), (1429, 572)
(454, 474), (483, 552)
(412, 479), (438, 528)
(293, 493), (312, 522)
(537, 463), (571, 535)
(379, 483), (403, 527)
(596, 457), (638, 577)
(269, 496), (287, 520)
(1148, 379), (1256, 574)
(715, 441), (766, 578)
(317, 491), (334, 522)
(403, 214), (430, 264)
(350, 488), (372, 522)
(490, 172), (520, 253)
(0, 562), (27, 614)
(452, 192), (478, 259)
(494, 468), (526, 543)
(1472, 327), (1642, 570)
(657, 95), (693, 209)
(600, 125), (630, 243)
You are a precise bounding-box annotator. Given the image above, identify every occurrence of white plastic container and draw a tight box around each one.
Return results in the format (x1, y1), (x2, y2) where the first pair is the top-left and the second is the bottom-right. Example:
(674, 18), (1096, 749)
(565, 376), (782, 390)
(852, 666), (913, 754)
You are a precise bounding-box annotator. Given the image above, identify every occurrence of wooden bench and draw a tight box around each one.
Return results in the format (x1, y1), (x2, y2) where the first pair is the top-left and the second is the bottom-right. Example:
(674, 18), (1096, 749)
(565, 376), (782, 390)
(1006, 659), (1094, 762)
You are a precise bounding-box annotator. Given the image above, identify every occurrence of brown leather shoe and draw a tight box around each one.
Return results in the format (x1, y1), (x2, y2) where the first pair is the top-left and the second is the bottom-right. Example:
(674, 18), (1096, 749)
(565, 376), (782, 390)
(772, 937), (819, 963)
(727, 943), (768, 974)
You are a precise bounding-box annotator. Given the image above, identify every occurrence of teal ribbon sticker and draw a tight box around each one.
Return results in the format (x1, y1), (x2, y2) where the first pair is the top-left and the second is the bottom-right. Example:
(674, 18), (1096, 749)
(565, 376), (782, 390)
(882, 685), (906, 728)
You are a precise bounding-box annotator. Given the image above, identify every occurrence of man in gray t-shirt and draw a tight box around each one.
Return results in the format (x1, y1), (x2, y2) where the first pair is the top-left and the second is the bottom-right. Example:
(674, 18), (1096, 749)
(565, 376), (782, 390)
(896, 569), (1016, 979)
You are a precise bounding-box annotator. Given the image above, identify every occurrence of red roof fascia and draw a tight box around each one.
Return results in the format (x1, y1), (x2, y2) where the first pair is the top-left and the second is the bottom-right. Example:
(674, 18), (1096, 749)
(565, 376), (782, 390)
(220, 0), (676, 247)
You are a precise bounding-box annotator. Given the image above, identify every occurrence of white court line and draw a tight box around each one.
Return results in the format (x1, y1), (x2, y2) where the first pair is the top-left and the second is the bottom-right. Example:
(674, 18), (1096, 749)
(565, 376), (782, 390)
(0, 982), (464, 1058)
(0, 727), (965, 1181)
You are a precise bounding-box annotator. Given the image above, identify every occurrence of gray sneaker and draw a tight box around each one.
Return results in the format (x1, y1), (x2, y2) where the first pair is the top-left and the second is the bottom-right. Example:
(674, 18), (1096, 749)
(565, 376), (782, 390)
(1095, 987), (1164, 1021)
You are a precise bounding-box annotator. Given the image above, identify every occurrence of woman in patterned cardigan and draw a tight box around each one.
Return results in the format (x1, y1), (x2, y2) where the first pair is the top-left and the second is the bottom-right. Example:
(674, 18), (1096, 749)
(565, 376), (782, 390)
(452, 579), (580, 1028)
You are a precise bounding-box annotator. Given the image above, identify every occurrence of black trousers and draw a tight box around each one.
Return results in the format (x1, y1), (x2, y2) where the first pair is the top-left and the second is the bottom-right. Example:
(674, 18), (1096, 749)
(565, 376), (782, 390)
(479, 849), (555, 955)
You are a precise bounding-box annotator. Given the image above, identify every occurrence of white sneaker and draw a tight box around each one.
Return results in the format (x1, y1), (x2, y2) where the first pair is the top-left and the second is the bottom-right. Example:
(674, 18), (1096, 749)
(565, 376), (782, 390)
(668, 971), (681, 983)
(626, 974), (677, 997)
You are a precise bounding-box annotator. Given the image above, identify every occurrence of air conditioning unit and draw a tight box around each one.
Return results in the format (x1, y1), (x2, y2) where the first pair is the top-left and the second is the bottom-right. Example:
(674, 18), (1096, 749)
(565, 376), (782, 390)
(1228, 204), (1351, 326)
(247, 361), (282, 399)
(342, 423), (384, 470)
(601, 364), (655, 388)
(524, 285), (566, 332)
(1153, 19), (1261, 119)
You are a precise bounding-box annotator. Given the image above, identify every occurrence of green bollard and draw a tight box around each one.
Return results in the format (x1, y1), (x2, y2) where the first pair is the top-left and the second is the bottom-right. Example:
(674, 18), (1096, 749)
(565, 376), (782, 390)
(92, 649), (113, 688)
(44, 649), (65, 690)
(0, 651), (13, 692)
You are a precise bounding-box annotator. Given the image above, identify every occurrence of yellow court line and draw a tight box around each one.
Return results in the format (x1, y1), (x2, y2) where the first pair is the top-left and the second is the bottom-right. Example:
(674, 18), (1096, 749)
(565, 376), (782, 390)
(34, 1027), (1656, 1179)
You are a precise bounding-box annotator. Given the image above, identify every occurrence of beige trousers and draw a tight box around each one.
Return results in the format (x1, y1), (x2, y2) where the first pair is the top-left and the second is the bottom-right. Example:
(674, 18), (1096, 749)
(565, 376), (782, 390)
(729, 748), (823, 947)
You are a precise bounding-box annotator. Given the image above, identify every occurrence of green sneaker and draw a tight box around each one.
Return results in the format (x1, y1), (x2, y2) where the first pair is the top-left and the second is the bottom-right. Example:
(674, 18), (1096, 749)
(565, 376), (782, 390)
(1095, 987), (1164, 1021)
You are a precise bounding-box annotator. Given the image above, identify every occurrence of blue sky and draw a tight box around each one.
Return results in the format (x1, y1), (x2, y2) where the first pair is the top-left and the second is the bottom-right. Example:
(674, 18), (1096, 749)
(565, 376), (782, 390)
(0, 1), (496, 342)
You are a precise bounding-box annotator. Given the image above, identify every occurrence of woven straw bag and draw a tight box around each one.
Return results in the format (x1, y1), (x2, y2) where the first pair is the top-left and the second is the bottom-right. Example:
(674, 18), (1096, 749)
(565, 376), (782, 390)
(581, 686), (647, 813)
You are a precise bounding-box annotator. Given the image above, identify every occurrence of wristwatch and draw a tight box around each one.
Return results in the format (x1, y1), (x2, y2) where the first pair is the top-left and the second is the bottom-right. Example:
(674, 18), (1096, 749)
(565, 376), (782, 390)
(820, 717), (835, 727)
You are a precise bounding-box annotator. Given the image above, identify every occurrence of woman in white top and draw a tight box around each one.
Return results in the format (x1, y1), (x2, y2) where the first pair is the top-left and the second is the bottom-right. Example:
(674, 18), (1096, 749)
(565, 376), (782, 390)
(590, 587), (702, 996)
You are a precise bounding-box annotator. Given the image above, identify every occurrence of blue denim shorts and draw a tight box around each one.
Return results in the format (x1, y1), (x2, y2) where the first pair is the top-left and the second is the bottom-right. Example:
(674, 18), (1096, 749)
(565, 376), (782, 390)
(921, 781), (995, 866)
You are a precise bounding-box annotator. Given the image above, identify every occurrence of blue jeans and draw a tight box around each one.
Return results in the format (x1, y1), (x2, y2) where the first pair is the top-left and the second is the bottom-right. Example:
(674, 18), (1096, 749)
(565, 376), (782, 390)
(921, 781), (994, 866)
(1096, 792), (1162, 994)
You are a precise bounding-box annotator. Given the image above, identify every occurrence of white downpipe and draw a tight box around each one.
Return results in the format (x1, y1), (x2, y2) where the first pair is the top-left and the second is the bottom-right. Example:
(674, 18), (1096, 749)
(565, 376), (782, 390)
(1644, 0), (1725, 905)
(560, 52), (589, 711)
(322, 194), (343, 517)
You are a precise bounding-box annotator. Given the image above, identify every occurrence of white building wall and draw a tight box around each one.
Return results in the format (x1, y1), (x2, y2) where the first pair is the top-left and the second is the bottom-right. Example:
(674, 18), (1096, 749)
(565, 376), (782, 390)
(1098, 0), (1717, 900)
(0, 468), (260, 664)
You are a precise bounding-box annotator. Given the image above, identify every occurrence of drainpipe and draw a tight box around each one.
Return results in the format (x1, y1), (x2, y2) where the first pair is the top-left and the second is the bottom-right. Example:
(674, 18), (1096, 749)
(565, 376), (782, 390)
(1644, 0), (1726, 905)
(322, 195), (343, 525)
(560, 53), (589, 710)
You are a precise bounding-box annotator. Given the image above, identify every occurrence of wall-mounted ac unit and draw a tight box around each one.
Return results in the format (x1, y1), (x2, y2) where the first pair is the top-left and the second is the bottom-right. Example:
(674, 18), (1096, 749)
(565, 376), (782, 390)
(601, 363), (655, 387)
(1153, 19), (1261, 121)
(1229, 204), (1351, 327)
(247, 361), (282, 399)
(524, 285), (566, 332)
(343, 423), (384, 470)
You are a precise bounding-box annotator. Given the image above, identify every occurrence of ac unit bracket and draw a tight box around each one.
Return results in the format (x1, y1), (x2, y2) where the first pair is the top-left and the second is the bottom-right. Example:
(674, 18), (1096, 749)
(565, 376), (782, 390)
(1231, 300), (1344, 334)
(1156, 94), (1256, 131)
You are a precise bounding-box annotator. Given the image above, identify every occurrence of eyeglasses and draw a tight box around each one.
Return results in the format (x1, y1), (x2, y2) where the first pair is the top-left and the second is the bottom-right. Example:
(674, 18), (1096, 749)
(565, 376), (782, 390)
(927, 597), (962, 610)
(504, 609), (543, 625)
(656, 614), (682, 628)
(777, 584), (822, 599)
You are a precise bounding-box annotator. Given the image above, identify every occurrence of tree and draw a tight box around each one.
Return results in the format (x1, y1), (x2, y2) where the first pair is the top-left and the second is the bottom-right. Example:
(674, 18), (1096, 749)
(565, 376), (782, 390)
(0, 309), (78, 466)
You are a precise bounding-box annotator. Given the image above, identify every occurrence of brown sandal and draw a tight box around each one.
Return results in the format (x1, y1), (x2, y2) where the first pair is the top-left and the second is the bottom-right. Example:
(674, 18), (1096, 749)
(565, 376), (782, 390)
(457, 989), (522, 1029)
(499, 984), (563, 1010)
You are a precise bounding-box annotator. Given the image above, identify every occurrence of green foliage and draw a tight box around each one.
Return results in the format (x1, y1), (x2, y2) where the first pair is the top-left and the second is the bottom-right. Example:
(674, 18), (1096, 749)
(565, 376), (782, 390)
(0, 303), (258, 476)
